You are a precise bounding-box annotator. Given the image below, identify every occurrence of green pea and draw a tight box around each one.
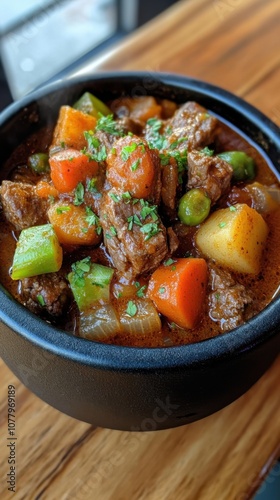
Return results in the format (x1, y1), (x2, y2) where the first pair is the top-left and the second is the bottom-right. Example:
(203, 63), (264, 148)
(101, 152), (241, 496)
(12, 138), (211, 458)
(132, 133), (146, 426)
(178, 188), (211, 226)
(218, 151), (255, 181)
(28, 153), (50, 174)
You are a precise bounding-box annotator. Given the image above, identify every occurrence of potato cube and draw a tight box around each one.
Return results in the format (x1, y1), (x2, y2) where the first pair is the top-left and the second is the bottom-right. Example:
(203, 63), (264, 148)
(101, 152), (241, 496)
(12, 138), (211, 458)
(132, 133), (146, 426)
(196, 203), (268, 274)
(51, 105), (96, 151)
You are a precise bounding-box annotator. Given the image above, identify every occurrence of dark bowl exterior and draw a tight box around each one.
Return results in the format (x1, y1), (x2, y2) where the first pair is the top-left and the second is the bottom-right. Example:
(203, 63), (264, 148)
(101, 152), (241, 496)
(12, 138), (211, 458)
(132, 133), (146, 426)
(0, 72), (280, 430)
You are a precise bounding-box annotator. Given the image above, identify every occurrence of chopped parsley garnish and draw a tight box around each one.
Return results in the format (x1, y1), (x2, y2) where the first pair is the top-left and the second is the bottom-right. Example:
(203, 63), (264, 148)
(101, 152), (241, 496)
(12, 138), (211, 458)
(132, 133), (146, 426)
(169, 137), (188, 150)
(140, 201), (158, 221)
(71, 256), (91, 287)
(96, 114), (124, 136)
(122, 191), (132, 202)
(146, 118), (168, 150)
(84, 130), (107, 162)
(85, 207), (102, 234)
(110, 226), (117, 236)
(126, 300), (138, 317)
(140, 222), (161, 240)
(131, 158), (140, 171)
(147, 117), (162, 133)
(86, 177), (100, 194)
(219, 222), (227, 228)
(110, 192), (121, 203)
(127, 214), (142, 230)
(73, 182), (85, 206)
(136, 285), (147, 298)
(200, 146), (214, 156)
(121, 142), (138, 161)
(37, 294), (45, 306)
(164, 258), (176, 266)
(159, 287), (166, 294)
(229, 205), (237, 212)
(56, 205), (71, 214)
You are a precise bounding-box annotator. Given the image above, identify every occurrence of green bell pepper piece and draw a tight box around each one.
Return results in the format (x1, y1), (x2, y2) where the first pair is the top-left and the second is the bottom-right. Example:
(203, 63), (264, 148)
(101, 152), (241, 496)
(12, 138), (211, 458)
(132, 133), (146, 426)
(68, 257), (114, 311)
(11, 224), (63, 280)
(73, 92), (111, 118)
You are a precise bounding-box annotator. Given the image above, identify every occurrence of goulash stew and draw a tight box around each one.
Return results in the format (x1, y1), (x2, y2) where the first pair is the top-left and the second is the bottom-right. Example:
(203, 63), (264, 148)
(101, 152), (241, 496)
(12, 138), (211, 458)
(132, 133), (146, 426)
(0, 92), (279, 346)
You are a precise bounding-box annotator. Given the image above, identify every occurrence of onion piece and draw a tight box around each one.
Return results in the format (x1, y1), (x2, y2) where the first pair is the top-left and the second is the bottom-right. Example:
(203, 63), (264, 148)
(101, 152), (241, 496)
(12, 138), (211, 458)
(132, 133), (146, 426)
(79, 304), (121, 340)
(246, 182), (279, 213)
(119, 298), (161, 335)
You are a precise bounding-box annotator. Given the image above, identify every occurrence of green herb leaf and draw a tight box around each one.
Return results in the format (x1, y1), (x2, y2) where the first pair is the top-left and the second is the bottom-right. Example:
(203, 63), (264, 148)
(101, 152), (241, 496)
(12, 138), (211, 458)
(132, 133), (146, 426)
(140, 222), (161, 240)
(110, 192), (121, 203)
(85, 207), (102, 234)
(71, 256), (91, 287)
(200, 146), (214, 156)
(96, 114), (124, 136)
(131, 158), (140, 171)
(37, 294), (45, 306)
(56, 205), (71, 214)
(121, 142), (138, 161)
(73, 182), (85, 205)
(136, 285), (147, 298)
(126, 300), (138, 317)
(164, 258), (176, 266)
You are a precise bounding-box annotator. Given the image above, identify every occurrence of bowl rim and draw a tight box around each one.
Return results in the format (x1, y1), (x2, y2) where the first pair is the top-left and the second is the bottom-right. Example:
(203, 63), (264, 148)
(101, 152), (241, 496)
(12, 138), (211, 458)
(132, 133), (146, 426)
(1, 70), (280, 371)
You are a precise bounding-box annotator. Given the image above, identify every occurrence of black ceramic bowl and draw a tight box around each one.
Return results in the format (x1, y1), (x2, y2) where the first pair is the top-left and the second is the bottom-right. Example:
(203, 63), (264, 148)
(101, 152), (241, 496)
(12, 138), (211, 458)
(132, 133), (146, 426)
(1, 72), (280, 431)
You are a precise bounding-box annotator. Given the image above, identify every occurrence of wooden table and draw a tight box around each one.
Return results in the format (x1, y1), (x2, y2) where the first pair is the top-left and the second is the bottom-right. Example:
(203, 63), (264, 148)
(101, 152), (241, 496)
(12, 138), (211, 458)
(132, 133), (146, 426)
(1, 0), (280, 498)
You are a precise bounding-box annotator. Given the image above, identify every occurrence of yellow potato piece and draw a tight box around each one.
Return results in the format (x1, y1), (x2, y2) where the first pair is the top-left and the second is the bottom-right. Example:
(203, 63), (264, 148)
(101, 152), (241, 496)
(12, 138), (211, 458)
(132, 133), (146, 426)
(196, 203), (268, 274)
(51, 105), (96, 151)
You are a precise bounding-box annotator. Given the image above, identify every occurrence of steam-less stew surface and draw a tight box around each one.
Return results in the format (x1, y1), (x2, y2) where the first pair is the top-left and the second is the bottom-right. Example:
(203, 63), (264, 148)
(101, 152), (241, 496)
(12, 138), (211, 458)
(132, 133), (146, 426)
(0, 93), (279, 346)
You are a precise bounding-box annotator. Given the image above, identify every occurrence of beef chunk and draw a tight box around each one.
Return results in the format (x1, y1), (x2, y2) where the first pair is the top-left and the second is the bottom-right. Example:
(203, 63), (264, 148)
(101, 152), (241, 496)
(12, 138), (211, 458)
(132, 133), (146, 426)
(161, 156), (179, 213)
(166, 101), (218, 150)
(0, 181), (49, 230)
(118, 117), (143, 136)
(208, 263), (252, 331)
(21, 273), (71, 317)
(99, 191), (168, 279)
(187, 150), (233, 204)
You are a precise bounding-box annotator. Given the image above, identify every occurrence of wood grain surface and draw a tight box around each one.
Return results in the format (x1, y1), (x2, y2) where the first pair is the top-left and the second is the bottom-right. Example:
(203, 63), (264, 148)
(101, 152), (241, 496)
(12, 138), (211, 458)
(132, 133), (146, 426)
(1, 0), (280, 499)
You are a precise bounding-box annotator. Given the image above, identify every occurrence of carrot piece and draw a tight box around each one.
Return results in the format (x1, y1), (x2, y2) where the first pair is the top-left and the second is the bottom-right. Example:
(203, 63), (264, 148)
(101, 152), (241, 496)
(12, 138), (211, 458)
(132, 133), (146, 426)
(49, 148), (98, 193)
(51, 105), (96, 151)
(48, 203), (102, 246)
(107, 135), (155, 199)
(147, 258), (208, 329)
(35, 181), (59, 199)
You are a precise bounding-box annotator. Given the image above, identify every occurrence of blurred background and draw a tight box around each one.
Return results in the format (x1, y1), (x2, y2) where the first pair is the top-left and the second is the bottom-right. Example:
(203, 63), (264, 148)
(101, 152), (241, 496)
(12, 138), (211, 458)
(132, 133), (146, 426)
(0, 0), (178, 110)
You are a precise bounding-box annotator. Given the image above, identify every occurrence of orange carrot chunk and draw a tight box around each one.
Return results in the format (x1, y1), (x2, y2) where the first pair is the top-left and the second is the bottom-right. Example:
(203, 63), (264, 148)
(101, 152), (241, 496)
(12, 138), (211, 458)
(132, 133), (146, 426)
(51, 105), (96, 151)
(147, 258), (208, 329)
(106, 135), (156, 199)
(49, 148), (98, 193)
(48, 203), (102, 246)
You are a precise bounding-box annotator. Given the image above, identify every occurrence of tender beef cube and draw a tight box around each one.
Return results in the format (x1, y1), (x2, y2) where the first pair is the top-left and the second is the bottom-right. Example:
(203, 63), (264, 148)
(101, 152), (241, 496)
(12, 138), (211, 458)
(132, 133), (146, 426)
(118, 117), (143, 136)
(94, 130), (115, 154)
(99, 191), (168, 279)
(167, 227), (179, 254)
(0, 181), (49, 230)
(187, 150), (233, 204)
(165, 101), (218, 150)
(21, 273), (71, 317)
(208, 263), (252, 331)
(161, 156), (178, 213)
